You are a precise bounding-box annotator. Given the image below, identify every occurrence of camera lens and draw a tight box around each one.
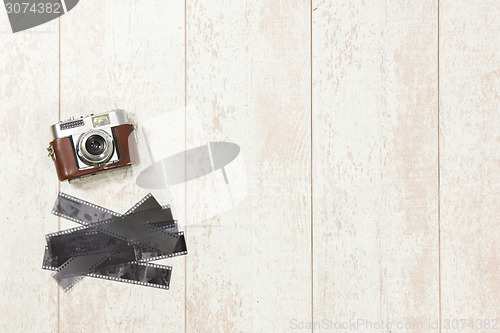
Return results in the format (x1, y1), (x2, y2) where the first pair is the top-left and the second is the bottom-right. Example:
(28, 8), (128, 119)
(77, 130), (114, 166)
(85, 135), (106, 155)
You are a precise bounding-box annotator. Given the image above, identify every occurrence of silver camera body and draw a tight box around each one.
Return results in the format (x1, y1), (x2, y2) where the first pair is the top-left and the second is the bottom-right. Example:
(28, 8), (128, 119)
(50, 109), (129, 170)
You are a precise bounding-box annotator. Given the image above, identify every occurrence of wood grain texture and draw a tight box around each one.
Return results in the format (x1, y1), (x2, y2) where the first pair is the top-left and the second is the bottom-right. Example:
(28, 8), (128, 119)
(440, 0), (500, 326)
(0, 0), (499, 331)
(58, 1), (186, 331)
(312, 0), (439, 330)
(0, 14), (58, 333)
(185, 0), (311, 331)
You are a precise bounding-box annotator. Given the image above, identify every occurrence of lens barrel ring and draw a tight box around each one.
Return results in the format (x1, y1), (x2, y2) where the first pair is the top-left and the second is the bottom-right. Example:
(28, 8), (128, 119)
(77, 129), (114, 166)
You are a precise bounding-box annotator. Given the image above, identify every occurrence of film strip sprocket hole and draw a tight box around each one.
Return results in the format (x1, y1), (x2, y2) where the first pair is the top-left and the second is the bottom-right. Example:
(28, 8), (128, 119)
(43, 193), (187, 291)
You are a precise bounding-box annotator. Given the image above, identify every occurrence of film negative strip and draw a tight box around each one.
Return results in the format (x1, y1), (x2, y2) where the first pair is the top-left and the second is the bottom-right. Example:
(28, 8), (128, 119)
(48, 208), (180, 254)
(52, 222), (182, 288)
(43, 247), (173, 291)
(51, 193), (187, 262)
(43, 193), (187, 291)
(46, 221), (177, 262)
(47, 193), (146, 289)
(51, 195), (185, 290)
(50, 194), (165, 289)
(49, 192), (177, 257)
(52, 200), (181, 254)
(49, 229), (182, 290)
(46, 225), (186, 267)
(52, 192), (173, 226)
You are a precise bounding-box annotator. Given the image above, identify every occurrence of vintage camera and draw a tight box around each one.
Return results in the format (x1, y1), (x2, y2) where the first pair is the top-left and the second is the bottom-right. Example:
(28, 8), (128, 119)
(47, 109), (139, 182)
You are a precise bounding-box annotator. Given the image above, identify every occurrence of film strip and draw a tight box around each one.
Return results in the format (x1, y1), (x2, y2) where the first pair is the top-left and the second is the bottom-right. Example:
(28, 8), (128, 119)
(47, 195), (186, 290)
(52, 196), (181, 254)
(43, 247), (173, 291)
(46, 224), (186, 267)
(52, 192), (168, 225)
(50, 193), (163, 290)
(42, 193), (187, 291)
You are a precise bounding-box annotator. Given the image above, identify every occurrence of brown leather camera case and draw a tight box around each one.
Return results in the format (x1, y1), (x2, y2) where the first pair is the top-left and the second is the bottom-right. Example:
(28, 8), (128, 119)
(50, 124), (139, 181)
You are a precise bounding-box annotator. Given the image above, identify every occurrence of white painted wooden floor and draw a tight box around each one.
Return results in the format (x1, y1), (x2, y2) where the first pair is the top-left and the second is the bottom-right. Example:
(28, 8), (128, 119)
(0, 1), (498, 332)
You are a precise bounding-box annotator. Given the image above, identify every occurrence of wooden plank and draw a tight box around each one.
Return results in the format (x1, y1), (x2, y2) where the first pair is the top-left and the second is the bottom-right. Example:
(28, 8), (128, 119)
(312, 0), (439, 330)
(185, 1), (311, 331)
(58, 1), (186, 331)
(440, 0), (500, 327)
(0, 14), (59, 333)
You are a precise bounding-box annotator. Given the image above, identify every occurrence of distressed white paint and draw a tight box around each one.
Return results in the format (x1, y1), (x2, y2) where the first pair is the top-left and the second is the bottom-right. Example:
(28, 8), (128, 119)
(0, 0), (497, 331)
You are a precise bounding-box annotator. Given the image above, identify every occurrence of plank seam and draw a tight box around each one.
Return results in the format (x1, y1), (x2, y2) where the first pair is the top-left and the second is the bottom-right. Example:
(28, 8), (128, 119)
(437, 1), (442, 332)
